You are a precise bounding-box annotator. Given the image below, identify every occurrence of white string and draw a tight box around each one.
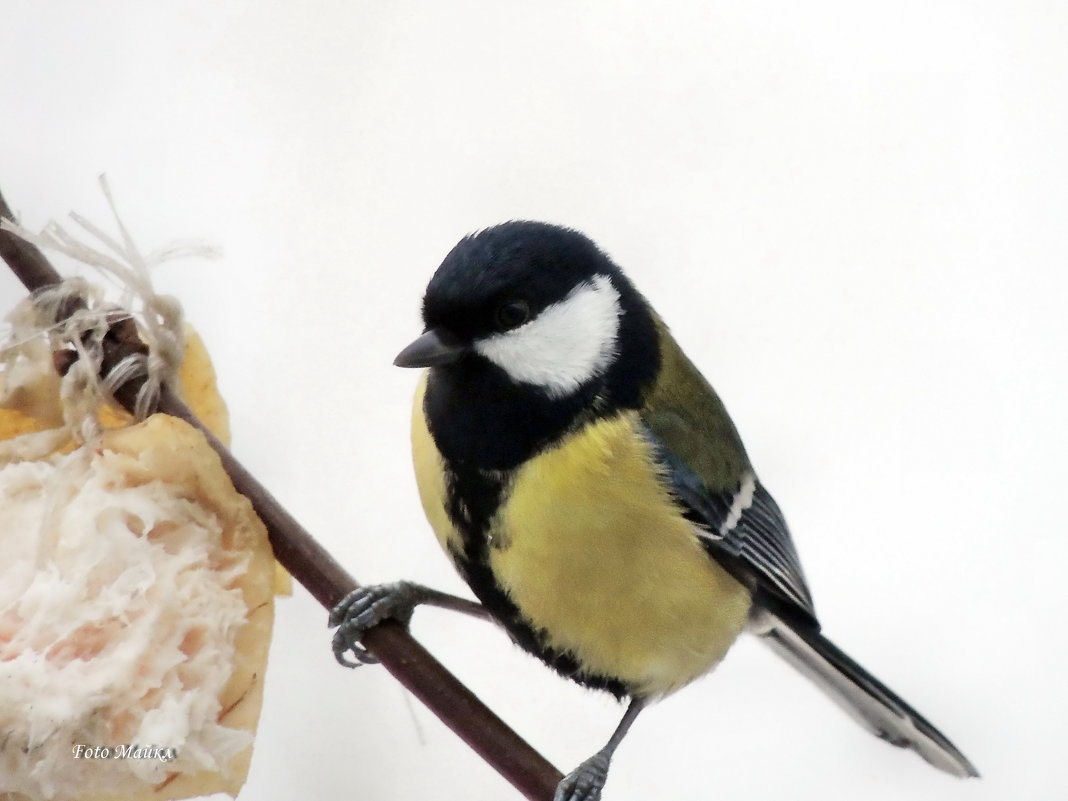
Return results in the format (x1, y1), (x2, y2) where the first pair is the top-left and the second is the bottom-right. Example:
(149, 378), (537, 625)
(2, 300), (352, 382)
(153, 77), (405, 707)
(0, 175), (220, 442)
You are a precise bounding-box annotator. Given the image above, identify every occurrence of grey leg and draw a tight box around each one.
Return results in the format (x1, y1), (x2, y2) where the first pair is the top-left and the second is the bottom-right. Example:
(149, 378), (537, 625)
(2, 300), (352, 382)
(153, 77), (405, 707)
(554, 696), (647, 801)
(329, 581), (491, 667)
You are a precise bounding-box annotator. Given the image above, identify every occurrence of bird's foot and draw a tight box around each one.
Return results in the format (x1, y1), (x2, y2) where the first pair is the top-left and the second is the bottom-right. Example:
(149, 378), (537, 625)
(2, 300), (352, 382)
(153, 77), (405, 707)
(554, 752), (611, 801)
(328, 581), (425, 668)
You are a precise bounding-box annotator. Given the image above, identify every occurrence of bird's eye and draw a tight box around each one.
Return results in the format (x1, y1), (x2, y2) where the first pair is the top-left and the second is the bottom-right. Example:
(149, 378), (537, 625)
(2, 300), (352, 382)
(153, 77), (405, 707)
(494, 299), (530, 331)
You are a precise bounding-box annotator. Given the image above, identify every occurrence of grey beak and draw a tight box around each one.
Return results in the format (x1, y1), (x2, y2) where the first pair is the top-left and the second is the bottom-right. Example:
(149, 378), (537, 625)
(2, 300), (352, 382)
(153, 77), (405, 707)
(394, 327), (468, 368)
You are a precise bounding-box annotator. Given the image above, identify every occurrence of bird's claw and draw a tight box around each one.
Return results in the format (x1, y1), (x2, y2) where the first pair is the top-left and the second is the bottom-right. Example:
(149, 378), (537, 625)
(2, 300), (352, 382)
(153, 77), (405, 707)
(554, 752), (611, 801)
(329, 581), (423, 668)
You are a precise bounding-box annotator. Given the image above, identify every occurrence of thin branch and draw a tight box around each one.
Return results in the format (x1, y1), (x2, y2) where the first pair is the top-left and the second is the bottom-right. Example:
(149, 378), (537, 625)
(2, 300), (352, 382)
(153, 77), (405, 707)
(0, 187), (563, 801)
(0, 193), (62, 287)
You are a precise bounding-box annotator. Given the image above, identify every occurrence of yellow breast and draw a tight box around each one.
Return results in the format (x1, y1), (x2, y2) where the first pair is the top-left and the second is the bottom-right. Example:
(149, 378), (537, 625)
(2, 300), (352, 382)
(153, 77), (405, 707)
(410, 376), (752, 698)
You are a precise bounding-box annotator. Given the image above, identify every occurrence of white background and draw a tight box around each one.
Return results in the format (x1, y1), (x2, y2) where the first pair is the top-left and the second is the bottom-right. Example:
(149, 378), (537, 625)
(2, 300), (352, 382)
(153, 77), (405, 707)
(2, 3), (1066, 800)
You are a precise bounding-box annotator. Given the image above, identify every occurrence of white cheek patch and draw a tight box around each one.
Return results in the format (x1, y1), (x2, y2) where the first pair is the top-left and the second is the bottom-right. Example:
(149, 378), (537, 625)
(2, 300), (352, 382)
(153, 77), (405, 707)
(474, 275), (622, 399)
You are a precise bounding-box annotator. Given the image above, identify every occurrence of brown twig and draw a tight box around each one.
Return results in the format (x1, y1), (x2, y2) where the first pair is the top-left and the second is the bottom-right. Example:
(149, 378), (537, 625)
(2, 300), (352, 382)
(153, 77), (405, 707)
(0, 187), (563, 801)
(0, 194), (62, 287)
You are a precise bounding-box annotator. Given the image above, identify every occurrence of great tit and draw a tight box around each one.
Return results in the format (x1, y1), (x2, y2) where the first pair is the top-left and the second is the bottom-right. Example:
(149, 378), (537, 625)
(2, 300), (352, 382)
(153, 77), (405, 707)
(331, 221), (978, 800)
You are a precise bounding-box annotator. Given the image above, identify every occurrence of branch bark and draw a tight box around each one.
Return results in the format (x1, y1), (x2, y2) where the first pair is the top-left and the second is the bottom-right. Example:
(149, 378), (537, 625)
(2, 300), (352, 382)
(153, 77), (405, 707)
(0, 187), (563, 801)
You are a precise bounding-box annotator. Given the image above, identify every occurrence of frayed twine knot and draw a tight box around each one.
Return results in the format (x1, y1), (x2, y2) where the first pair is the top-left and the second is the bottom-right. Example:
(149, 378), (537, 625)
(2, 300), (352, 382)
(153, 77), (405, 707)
(0, 176), (219, 443)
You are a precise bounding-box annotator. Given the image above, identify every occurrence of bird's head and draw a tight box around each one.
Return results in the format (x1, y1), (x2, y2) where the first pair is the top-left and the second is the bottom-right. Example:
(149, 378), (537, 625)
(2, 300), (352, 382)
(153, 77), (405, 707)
(396, 221), (658, 405)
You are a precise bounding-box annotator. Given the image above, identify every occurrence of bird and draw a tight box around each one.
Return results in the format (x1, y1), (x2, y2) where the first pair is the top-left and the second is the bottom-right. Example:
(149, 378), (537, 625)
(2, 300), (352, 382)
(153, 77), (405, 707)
(330, 221), (978, 800)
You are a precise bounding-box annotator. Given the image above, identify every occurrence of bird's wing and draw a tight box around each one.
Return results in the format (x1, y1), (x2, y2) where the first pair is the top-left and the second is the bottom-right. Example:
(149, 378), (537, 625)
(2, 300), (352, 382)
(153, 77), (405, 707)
(643, 426), (816, 619)
(639, 320), (816, 622)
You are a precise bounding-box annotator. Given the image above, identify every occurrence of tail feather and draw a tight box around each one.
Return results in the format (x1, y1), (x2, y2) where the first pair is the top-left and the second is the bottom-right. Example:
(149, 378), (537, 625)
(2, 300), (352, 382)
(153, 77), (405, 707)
(756, 612), (979, 778)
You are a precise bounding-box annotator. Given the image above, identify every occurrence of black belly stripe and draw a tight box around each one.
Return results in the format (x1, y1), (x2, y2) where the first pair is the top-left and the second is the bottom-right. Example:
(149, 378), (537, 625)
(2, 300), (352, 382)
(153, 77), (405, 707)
(443, 463), (629, 699)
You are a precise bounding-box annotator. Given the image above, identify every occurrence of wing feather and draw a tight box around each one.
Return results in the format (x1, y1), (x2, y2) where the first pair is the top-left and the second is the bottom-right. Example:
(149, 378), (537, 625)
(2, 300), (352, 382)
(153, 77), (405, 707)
(640, 423), (816, 621)
(640, 318), (816, 622)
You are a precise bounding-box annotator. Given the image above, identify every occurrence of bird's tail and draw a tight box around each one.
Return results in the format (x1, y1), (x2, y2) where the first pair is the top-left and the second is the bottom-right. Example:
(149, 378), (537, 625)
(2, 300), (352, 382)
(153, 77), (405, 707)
(754, 611), (979, 778)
